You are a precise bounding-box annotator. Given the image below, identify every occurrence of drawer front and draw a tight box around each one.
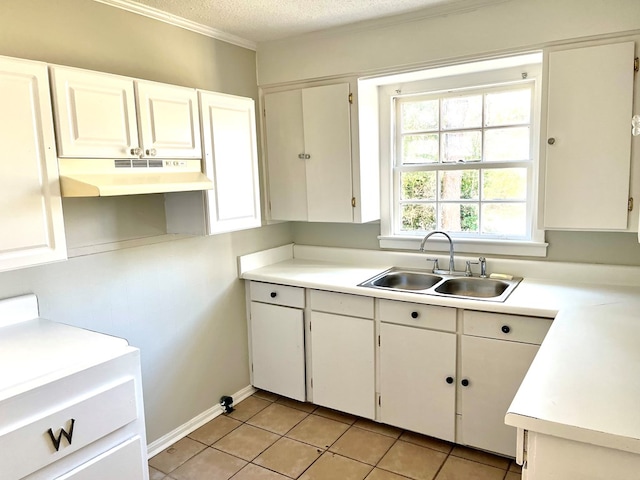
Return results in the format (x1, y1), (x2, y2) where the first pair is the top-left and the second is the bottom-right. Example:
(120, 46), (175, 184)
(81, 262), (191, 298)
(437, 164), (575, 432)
(0, 378), (138, 480)
(463, 310), (552, 344)
(310, 290), (374, 318)
(56, 436), (145, 480)
(250, 281), (304, 308)
(379, 299), (456, 332)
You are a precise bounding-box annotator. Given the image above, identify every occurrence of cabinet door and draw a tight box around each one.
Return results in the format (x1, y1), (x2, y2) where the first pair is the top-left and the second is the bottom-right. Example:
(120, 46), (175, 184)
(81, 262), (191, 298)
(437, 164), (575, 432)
(264, 90), (307, 221)
(136, 82), (201, 159)
(0, 57), (66, 272)
(542, 41), (635, 230)
(311, 312), (375, 419)
(50, 67), (138, 158)
(302, 83), (353, 222)
(250, 302), (305, 401)
(460, 335), (539, 456)
(380, 323), (456, 441)
(200, 91), (261, 234)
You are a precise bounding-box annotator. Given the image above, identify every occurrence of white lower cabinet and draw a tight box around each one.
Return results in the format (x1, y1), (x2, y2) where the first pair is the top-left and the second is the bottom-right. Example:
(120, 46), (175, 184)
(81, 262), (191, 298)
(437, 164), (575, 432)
(309, 291), (375, 419)
(459, 311), (552, 457)
(245, 282), (554, 457)
(379, 300), (457, 441)
(248, 282), (306, 401)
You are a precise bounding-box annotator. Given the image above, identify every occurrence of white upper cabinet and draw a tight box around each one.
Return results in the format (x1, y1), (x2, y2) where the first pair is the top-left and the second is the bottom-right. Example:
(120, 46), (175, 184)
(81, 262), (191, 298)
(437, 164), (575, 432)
(50, 66), (201, 159)
(264, 82), (379, 223)
(0, 56), (66, 272)
(199, 91), (261, 234)
(541, 41), (636, 230)
(136, 81), (201, 158)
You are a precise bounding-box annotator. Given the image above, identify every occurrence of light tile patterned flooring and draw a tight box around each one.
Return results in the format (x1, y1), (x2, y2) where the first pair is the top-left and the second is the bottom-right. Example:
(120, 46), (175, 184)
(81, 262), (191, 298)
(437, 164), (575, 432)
(149, 390), (522, 480)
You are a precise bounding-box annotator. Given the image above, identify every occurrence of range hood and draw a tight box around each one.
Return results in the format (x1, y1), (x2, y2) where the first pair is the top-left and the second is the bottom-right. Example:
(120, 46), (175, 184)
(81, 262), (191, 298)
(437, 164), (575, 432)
(57, 158), (213, 197)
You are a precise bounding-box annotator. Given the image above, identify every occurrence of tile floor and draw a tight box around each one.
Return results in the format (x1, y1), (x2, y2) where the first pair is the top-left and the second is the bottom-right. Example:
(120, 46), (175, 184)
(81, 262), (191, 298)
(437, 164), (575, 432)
(149, 390), (522, 480)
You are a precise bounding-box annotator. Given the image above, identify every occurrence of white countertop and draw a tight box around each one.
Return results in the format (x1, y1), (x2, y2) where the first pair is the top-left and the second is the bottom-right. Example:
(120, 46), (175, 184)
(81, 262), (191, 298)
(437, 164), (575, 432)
(241, 257), (640, 318)
(506, 303), (640, 454)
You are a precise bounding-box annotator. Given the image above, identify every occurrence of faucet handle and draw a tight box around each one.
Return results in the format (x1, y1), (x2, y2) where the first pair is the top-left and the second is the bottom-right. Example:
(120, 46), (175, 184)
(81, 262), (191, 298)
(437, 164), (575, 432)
(465, 260), (479, 277)
(425, 258), (439, 273)
(478, 257), (487, 278)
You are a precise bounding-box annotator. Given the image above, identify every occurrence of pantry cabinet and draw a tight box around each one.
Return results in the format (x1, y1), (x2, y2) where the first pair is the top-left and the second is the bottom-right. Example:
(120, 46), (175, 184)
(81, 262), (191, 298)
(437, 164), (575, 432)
(379, 301), (457, 441)
(459, 311), (552, 456)
(50, 66), (201, 159)
(541, 40), (636, 230)
(263, 82), (379, 223)
(0, 56), (66, 273)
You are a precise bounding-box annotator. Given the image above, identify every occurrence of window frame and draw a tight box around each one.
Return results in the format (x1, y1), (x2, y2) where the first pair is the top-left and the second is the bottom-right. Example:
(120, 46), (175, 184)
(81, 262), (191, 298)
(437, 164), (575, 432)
(376, 56), (547, 256)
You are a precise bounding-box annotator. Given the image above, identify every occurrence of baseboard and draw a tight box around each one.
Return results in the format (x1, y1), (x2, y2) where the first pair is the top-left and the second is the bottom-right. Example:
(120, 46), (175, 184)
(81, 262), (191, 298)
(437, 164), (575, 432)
(147, 384), (256, 458)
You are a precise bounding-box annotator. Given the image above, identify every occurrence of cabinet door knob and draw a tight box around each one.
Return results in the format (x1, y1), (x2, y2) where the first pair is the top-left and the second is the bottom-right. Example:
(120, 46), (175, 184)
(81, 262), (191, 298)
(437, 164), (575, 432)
(547, 137), (556, 145)
(304, 154), (311, 159)
(410, 311), (419, 319)
(461, 379), (470, 387)
(146, 148), (157, 156)
(501, 325), (511, 334)
(130, 147), (142, 156)
(270, 292), (277, 298)
(298, 153), (305, 159)
(446, 376), (454, 384)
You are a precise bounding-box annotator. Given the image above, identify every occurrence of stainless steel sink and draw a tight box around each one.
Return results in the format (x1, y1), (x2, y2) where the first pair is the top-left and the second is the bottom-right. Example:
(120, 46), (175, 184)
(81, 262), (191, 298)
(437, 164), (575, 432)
(370, 270), (442, 290)
(359, 267), (521, 302)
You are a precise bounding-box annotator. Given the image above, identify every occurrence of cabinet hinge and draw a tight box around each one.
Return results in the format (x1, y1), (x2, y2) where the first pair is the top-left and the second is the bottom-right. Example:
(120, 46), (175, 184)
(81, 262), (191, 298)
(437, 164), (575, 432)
(311, 378), (313, 388)
(378, 335), (381, 347)
(378, 395), (381, 406)
(629, 197), (634, 212)
(251, 363), (253, 373)
(309, 321), (311, 332)
(635, 57), (639, 72)
(351, 197), (356, 208)
(263, 108), (266, 117)
(348, 93), (353, 104)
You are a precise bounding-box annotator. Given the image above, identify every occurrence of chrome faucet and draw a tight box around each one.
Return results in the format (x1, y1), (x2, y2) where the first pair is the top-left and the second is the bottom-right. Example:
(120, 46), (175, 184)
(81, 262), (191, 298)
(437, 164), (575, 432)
(419, 230), (456, 274)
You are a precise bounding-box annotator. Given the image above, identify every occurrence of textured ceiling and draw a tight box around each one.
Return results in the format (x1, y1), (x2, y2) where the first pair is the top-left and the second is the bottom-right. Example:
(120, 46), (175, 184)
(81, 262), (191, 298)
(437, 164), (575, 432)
(119, 0), (508, 43)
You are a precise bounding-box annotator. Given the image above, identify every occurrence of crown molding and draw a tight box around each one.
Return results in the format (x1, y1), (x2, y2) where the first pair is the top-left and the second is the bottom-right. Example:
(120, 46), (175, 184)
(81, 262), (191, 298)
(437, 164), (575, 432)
(93, 0), (257, 51)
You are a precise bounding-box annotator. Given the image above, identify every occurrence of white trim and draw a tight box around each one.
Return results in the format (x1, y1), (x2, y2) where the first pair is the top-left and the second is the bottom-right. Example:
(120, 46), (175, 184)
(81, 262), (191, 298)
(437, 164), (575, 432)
(378, 235), (548, 257)
(237, 243), (295, 276)
(92, 0), (257, 51)
(146, 384), (256, 457)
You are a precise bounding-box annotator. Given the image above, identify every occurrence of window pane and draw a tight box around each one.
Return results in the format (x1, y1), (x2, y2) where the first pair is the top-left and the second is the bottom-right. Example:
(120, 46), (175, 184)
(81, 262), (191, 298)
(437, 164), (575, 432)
(442, 95), (482, 130)
(402, 134), (439, 164)
(482, 168), (527, 200)
(401, 100), (439, 132)
(481, 203), (527, 236)
(442, 131), (481, 163)
(439, 203), (479, 233)
(484, 127), (530, 162)
(402, 171), (437, 200)
(485, 89), (531, 127)
(439, 170), (479, 200)
(401, 204), (436, 232)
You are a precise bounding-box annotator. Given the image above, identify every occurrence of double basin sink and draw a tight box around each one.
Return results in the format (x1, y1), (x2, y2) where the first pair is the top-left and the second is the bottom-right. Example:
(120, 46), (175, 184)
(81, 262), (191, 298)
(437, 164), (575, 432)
(359, 267), (522, 302)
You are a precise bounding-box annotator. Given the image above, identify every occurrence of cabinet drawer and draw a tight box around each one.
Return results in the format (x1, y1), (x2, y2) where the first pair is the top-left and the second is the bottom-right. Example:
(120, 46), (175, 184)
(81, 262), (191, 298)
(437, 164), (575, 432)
(0, 378), (138, 480)
(310, 290), (373, 318)
(463, 310), (552, 345)
(250, 281), (304, 308)
(56, 436), (145, 480)
(379, 299), (456, 332)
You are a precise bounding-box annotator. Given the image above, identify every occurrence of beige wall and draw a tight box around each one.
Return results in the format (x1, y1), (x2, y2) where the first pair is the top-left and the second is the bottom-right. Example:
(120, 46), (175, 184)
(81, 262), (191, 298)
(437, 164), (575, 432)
(0, 0), (293, 444)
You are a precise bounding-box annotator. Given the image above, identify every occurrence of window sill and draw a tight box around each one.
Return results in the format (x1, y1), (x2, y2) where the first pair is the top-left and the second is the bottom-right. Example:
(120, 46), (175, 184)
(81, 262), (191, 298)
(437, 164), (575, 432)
(378, 235), (548, 257)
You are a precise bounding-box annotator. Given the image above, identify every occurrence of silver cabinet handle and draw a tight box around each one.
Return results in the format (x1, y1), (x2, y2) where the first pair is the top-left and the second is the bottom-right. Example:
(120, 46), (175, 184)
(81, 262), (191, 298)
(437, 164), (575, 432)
(146, 148), (157, 156)
(304, 154), (311, 159)
(130, 147), (142, 156)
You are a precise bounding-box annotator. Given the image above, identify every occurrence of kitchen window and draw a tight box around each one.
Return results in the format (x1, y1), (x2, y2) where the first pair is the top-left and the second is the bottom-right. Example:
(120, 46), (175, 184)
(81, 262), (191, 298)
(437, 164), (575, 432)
(372, 53), (547, 256)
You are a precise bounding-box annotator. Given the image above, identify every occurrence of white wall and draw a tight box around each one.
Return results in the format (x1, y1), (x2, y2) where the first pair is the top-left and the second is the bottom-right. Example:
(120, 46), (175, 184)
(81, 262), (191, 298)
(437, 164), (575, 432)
(257, 0), (640, 85)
